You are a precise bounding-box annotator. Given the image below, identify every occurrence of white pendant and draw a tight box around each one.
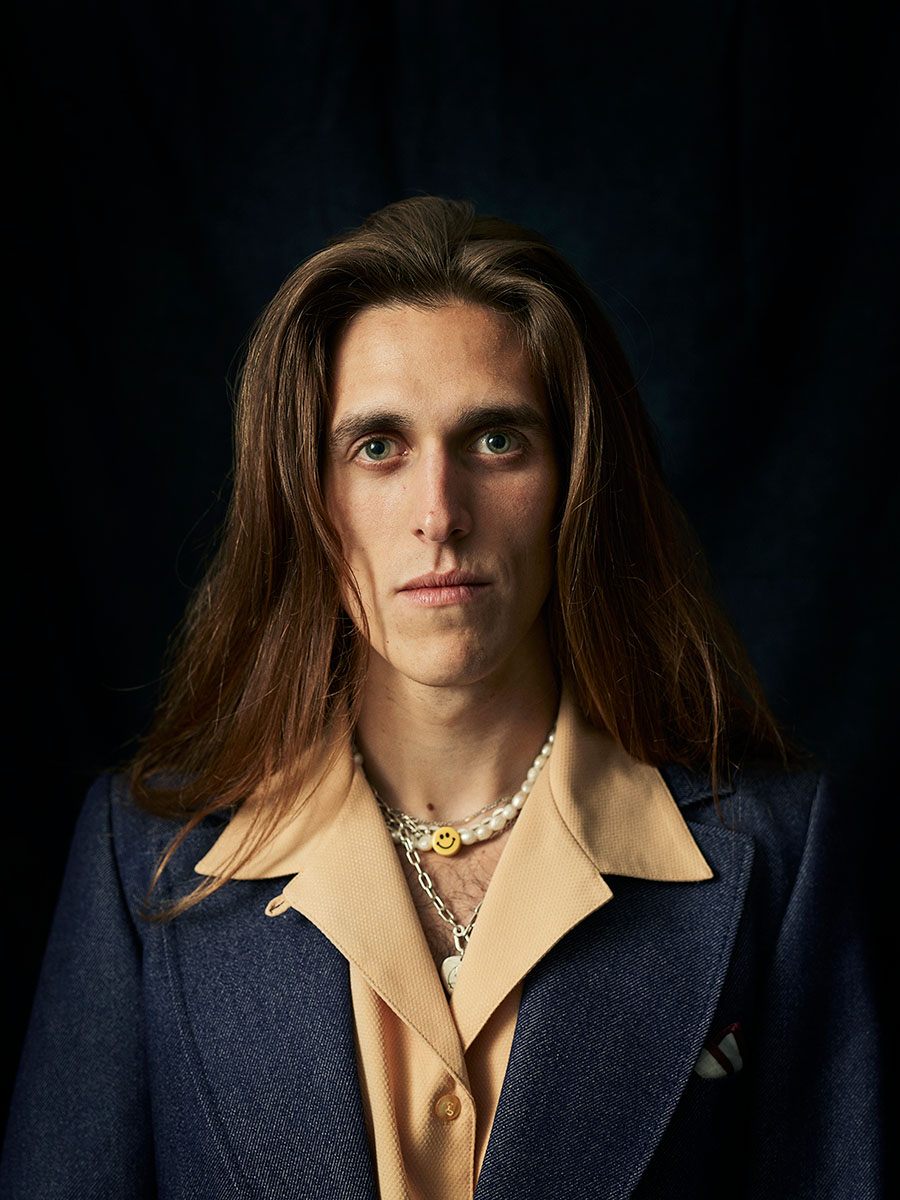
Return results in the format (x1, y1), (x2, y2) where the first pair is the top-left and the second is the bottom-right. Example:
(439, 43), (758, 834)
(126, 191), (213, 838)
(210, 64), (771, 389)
(441, 955), (462, 993)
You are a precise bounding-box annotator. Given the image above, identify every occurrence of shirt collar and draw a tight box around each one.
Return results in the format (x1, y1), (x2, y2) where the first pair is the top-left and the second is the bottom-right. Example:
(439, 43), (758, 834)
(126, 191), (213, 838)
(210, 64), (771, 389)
(194, 687), (712, 886)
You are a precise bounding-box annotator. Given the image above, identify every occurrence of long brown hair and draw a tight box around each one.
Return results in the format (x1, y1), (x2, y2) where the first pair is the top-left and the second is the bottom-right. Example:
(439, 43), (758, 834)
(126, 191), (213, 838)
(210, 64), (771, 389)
(131, 196), (788, 911)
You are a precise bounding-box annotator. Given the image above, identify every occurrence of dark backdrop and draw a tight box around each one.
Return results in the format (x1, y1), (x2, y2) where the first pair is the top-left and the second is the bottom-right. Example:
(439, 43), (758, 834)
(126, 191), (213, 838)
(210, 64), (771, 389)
(7, 0), (895, 1126)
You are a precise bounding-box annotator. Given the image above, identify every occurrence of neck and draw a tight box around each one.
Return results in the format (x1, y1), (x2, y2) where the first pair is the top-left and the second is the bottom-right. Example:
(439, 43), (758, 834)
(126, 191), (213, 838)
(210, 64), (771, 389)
(354, 649), (559, 824)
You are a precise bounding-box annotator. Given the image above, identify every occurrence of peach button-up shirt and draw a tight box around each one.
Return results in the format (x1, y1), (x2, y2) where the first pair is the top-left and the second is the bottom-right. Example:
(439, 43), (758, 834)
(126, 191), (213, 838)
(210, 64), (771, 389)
(195, 690), (711, 1200)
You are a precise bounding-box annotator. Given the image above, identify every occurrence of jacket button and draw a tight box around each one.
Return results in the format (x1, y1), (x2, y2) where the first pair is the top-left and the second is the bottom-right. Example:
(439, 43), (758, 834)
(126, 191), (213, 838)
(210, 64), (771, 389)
(434, 1093), (462, 1121)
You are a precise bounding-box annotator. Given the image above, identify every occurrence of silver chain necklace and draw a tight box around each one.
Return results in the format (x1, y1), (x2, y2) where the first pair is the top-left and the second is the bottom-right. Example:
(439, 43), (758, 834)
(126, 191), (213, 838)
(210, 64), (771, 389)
(396, 828), (483, 993)
(357, 727), (556, 994)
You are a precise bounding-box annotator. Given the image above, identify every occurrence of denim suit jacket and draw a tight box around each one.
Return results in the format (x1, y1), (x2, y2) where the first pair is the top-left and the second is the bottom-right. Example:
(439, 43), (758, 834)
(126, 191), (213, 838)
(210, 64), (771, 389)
(1, 765), (881, 1199)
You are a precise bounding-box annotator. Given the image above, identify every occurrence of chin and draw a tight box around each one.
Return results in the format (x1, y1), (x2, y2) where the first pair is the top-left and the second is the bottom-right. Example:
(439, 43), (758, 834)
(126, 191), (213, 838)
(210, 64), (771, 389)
(382, 640), (518, 691)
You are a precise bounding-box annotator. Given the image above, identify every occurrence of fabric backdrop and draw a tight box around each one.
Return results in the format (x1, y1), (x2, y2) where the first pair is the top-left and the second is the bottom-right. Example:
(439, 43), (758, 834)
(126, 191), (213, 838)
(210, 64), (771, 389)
(7, 0), (895, 1125)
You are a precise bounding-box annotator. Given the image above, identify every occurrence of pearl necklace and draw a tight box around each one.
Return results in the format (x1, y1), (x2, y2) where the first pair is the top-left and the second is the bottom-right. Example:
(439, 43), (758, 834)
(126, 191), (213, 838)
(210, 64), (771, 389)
(357, 728), (555, 858)
(355, 727), (555, 993)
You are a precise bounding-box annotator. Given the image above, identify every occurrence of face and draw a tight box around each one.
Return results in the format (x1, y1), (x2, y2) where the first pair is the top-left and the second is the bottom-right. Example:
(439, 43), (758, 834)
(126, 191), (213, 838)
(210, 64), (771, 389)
(323, 303), (559, 696)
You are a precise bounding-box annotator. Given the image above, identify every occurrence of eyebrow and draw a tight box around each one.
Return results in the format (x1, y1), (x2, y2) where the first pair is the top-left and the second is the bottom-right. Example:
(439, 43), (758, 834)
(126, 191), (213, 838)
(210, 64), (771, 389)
(327, 402), (551, 452)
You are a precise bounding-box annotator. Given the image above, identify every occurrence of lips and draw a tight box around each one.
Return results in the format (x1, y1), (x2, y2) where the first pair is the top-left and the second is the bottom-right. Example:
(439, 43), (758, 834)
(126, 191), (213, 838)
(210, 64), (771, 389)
(399, 570), (487, 591)
(397, 569), (490, 607)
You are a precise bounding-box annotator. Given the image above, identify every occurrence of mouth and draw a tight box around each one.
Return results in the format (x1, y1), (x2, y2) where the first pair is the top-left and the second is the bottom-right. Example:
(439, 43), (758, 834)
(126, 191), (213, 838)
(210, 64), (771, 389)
(397, 570), (490, 607)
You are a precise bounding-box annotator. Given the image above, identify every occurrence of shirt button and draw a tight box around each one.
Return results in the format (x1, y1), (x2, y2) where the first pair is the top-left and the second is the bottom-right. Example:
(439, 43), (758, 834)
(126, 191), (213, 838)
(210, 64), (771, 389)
(434, 1093), (462, 1122)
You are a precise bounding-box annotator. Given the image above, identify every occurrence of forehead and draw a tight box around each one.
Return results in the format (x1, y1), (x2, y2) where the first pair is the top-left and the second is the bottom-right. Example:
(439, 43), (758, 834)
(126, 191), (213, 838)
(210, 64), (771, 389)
(328, 303), (543, 425)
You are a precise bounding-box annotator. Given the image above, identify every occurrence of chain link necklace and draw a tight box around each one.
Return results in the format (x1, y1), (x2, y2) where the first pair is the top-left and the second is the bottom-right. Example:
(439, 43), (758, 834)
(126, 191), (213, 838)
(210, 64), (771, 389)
(356, 727), (555, 993)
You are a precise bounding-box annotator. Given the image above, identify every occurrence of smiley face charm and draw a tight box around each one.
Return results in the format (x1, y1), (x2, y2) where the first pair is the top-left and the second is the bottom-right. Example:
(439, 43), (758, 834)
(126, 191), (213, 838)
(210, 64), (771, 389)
(432, 826), (462, 856)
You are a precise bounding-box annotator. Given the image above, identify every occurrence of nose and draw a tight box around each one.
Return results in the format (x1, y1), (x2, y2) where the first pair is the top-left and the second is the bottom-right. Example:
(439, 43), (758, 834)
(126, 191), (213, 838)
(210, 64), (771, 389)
(410, 449), (472, 543)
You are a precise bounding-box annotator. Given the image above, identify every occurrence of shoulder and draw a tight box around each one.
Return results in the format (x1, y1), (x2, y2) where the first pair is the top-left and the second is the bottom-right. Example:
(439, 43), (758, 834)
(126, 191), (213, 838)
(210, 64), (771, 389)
(73, 773), (229, 919)
(661, 764), (833, 904)
(662, 762), (822, 846)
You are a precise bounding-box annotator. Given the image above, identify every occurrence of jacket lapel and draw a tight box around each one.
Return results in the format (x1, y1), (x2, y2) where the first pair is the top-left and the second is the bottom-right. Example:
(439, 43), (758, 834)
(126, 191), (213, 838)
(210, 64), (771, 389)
(146, 869), (377, 1200)
(476, 818), (754, 1199)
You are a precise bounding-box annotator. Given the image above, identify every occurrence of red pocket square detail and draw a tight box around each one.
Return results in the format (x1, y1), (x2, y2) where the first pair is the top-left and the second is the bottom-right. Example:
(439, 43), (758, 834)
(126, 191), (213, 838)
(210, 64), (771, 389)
(693, 1021), (745, 1078)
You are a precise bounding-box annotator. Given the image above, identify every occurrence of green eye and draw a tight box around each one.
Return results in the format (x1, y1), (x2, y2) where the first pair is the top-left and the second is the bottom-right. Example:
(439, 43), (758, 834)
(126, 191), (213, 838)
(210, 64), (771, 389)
(361, 438), (392, 460)
(483, 432), (514, 454)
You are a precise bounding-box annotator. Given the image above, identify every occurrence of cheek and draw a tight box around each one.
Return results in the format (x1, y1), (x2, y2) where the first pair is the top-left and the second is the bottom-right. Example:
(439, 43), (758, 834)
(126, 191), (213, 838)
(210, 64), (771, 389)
(322, 485), (384, 623)
(501, 478), (558, 552)
(326, 484), (385, 562)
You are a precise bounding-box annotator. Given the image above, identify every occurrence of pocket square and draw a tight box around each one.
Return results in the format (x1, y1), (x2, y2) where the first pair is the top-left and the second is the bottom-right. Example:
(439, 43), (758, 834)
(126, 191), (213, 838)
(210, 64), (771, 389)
(693, 1021), (744, 1078)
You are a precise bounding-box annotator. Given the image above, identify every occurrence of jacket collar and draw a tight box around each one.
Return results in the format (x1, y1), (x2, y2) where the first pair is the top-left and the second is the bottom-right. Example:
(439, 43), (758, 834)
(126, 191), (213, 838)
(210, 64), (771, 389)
(194, 689), (713, 1079)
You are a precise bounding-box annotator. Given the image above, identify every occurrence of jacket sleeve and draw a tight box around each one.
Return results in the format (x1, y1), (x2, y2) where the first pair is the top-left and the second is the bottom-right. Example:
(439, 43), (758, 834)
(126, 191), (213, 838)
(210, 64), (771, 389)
(1, 776), (156, 1199)
(745, 772), (882, 1198)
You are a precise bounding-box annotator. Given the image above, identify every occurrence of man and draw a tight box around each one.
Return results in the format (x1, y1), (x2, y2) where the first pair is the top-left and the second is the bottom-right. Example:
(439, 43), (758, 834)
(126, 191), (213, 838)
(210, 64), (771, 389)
(2, 198), (880, 1198)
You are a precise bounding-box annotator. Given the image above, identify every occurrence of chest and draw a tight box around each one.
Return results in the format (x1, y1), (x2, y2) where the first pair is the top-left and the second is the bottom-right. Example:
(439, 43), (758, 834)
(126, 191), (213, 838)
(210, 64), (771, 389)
(396, 830), (510, 968)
